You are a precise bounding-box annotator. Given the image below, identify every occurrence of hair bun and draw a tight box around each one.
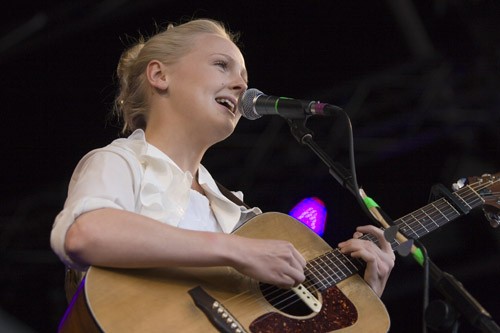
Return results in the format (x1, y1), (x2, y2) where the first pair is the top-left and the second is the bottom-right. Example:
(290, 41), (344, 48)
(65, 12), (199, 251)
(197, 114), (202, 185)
(116, 40), (145, 80)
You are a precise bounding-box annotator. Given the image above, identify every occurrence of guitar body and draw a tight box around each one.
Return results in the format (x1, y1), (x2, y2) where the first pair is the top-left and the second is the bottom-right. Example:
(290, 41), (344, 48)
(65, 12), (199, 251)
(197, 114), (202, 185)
(58, 172), (500, 332)
(62, 212), (390, 332)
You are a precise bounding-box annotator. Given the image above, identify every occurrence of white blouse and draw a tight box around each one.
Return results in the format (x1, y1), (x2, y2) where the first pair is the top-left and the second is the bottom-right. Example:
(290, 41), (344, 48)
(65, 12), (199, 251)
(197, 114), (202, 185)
(50, 129), (261, 270)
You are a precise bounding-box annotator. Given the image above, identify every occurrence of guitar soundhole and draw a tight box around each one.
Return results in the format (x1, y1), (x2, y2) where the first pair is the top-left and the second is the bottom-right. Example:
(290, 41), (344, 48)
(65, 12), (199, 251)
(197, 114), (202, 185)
(259, 283), (315, 316)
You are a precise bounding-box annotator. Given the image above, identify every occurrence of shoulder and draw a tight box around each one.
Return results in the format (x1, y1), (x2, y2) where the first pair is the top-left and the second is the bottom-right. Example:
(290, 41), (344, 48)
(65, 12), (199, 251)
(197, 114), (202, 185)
(69, 130), (147, 184)
(80, 130), (147, 167)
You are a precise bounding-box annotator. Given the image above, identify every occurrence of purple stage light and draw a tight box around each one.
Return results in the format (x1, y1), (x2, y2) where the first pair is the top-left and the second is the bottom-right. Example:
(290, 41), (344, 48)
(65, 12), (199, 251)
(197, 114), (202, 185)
(289, 197), (327, 236)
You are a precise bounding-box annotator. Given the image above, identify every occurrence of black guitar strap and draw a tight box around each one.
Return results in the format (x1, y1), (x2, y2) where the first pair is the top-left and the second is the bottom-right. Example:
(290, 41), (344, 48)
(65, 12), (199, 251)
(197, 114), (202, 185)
(215, 181), (251, 209)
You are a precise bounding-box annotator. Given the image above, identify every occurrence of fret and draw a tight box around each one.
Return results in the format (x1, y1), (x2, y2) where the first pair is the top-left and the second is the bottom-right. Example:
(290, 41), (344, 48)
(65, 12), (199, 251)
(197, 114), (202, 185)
(308, 248), (364, 291)
(436, 199), (460, 226)
(323, 253), (348, 281)
(420, 208), (439, 229)
(413, 201), (449, 237)
(304, 265), (324, 290)
(455, 187), (475, 210)
(335, 249), (363, 273)
(317, 255), (341, 285)
(390, 238), (401, 252)
(306, 258), (329, 290)
(324, 251), (354, 282)
(411, 211), (432, 235)
(454, 186), (484, 209)
(310, 253), (341, 288)
(301, 175), (498, 293)
(433, 199), (461, 221)
(331, 250), (361, 278)
(426, 200), (455, 224)
(393, 180), (488, 242)
(431, 202), (450, 222)
(397, 197), (461, 239)
(398, 214), (419, 238)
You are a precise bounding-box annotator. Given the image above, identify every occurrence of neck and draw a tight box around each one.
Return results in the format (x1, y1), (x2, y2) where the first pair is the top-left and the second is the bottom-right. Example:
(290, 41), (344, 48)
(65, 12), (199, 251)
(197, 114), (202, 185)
(145, 128), (208, 177)
(191, 174), (206, 195)
(145, 100), (213, 176)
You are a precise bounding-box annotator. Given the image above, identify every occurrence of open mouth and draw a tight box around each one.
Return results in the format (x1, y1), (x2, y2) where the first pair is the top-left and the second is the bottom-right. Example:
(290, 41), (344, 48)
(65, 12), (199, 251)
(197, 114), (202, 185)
(215, 97), (236, 114)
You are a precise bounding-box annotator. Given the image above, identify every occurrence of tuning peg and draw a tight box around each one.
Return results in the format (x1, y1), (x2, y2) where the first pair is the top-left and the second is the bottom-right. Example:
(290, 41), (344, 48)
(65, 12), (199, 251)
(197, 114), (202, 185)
(483, 207), (500, 228)
(452, 178), (467, 191)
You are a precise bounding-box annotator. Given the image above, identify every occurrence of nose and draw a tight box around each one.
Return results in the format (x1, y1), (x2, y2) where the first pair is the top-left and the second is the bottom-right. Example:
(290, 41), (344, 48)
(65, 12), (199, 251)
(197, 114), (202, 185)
(230, 73), (248, 93)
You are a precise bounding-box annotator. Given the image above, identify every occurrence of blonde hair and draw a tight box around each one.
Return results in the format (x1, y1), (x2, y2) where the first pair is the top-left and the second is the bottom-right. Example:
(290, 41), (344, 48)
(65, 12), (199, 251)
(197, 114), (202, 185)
(114, 19), (240, 134)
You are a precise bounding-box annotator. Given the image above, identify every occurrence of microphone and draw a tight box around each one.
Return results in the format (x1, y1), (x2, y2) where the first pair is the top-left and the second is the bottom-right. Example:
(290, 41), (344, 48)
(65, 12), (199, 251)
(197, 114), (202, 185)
(238, 88), (343, 120)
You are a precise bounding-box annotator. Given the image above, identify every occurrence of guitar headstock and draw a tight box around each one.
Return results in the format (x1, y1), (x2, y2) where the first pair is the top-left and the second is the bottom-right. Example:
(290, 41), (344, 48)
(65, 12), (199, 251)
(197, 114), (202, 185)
(454, 173), (500, 228)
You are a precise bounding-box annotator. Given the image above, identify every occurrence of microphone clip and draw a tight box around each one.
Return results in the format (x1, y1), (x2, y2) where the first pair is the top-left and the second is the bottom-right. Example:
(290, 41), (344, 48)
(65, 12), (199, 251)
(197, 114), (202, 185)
(286, 118), (314, 145)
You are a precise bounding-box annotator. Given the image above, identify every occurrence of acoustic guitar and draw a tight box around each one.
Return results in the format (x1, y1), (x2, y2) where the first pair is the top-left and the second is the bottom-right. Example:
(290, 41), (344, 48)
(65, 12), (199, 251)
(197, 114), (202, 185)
(58, 173), (500, 333)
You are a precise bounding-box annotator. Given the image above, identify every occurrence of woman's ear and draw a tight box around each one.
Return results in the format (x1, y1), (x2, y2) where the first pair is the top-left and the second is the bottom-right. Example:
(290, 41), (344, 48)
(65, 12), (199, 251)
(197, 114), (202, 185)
(146, 60), (169, 91)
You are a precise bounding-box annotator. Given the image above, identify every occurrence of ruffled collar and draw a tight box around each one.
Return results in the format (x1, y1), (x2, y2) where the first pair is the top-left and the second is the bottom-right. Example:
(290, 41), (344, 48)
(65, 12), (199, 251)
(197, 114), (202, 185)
(112, 129), (243, 233)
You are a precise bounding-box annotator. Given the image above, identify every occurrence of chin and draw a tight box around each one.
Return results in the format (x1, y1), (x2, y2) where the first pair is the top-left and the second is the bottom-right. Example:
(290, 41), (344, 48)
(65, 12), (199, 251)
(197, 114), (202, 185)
(218, 127), (236, 142)
(213, 123), (237, 143)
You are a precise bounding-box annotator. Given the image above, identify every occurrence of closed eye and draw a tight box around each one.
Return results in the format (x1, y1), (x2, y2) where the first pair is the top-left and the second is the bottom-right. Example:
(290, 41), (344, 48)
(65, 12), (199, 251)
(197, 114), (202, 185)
(215, 60), (228, 70)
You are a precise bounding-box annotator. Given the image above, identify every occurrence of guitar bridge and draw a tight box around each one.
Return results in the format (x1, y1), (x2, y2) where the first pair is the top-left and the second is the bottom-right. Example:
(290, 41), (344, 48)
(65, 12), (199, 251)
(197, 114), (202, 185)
(188, 286), (247, 333)
(292, 284), (322, 313)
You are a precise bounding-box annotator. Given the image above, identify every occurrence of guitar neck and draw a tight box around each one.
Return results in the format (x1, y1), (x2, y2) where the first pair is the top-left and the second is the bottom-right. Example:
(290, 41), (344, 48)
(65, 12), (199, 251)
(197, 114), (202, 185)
(306, 183), (485, 291)
(394, 183), (484, 240)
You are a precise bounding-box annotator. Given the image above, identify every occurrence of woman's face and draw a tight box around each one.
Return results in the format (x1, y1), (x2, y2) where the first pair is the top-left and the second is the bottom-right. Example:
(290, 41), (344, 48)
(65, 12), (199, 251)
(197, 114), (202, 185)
(163, 33), (248, 143)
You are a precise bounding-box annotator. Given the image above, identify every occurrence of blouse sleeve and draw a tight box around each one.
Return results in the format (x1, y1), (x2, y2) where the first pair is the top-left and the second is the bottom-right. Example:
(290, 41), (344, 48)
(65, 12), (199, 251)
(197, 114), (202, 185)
(50, 150), (138, 270)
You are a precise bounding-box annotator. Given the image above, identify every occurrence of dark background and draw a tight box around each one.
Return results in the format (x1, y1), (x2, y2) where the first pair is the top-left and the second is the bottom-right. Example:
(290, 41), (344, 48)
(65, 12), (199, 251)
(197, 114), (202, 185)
(1, 1), (499, 332)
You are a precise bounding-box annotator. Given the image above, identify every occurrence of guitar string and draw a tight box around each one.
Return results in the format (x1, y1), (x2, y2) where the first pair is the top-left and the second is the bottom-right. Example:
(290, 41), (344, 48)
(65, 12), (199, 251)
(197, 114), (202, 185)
(251, 250), (364, 317)
(400, 198), (461, 237)
(395, 180), (497, 239)
(219, 262), (350, 322)
(397, 197), (460, 239)
(218, 187), (484, 316)
(268, 181), (500, 315)
(218, 246), (366, 318)
(248, 252), (370, 323)
(211, 247), (341, 315)
(214, 247), (352, 317)
(219, 258), (337, 312)
(215, 278), (313, 321)
(218, 235), (364, 311)
(393, 181), (487, 238)
(274, 182), (500, 313)
(218, 224), (376, 312)
(216, 179), (499, 322)
(397, 199), (464, 238)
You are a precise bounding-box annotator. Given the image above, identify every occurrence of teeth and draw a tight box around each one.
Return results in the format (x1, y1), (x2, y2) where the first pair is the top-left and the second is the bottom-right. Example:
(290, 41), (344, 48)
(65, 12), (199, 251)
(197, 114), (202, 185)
(215, 98), (235, 112)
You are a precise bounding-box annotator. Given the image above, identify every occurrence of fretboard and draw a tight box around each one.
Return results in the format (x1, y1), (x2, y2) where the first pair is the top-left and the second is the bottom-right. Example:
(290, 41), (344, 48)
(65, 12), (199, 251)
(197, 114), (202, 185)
(304, 183), (485, 291)
(394, 185), (483, 240)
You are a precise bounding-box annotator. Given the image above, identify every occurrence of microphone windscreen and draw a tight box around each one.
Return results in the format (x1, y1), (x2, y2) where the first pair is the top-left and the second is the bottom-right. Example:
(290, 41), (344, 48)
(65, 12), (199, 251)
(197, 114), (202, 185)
(238, 88), (263, 120)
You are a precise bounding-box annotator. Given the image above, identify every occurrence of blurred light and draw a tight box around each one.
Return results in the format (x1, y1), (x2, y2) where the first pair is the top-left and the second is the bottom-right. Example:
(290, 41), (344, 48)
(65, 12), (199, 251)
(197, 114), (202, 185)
(289, 197), (327, 236)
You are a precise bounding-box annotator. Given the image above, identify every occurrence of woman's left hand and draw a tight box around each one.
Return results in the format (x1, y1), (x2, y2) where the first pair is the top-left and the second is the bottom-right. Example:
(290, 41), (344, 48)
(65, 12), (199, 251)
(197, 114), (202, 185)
(337, 225), (395, 297)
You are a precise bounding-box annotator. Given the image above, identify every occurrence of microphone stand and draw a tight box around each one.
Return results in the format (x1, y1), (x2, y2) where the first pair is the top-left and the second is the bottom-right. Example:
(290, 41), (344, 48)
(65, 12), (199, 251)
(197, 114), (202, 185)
(425, 258), (500, 333)
(285, 117), (500, 333)
(285, 117), (366, 213)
